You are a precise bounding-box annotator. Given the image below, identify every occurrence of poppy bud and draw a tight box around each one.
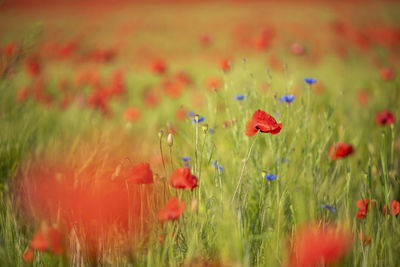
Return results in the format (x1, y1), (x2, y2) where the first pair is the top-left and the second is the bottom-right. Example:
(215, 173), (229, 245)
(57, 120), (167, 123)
(191, 199), (199, 212)
(194, 114), (200, 123)
(261, 170), (267, 178)
(158, 130), (164, 139)
(167, 133), (173, 147)
(202, 124), (208, 134)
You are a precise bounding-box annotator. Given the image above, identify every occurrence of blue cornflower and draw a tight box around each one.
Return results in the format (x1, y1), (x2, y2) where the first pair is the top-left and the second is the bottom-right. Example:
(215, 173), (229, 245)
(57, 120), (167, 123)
(234, 94), (245, 101)
(192, 116), (205, 123)
(304, 78), (317, 85)
(279, 94), (295, 103)
(321, 205), (336, 213)
(181, 157), (191, 167)
(264, 174), (277, 181)
(212, 161), (223, 172)
(181, 157), (192, 162)
(187, 111), (195, 117)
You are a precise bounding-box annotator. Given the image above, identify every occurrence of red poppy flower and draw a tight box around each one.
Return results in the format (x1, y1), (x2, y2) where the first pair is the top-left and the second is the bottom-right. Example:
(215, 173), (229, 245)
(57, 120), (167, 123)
(358, 233), (371, 246)
(30, 230), (48, 251)
(375, 110), (395, 126)
(22, 247), (34, 262)
(127, 162), (154, 185)
(4, 42), (17, 57)
(175, 107), (188, 121)
(174, 71), (192, 86)
(245, 109), (282, 137)
(30, 226), (63, 254)
(169, 167), (198, 190)
(289, 224), (352, 267)
(329, 142), (354, 160)
(383, 200), (400, 216)
(123, 107), (141, 122)
(16, 86), (29, 102)
(357, 89), (369, 106)
(290, 42), (305, 56)
(143, 88), (161, 108)
(205, 76), (222, 91)
(380, 67), (395, 81)
(149, 59), (166, 74)
(26, 56), (41, 77)
(199, 34), (211, 47)
(356, 199), (375, 219)
(219, 58), (231, 72)
(157, 197), (186, 222)
(48, 227), (63, 254)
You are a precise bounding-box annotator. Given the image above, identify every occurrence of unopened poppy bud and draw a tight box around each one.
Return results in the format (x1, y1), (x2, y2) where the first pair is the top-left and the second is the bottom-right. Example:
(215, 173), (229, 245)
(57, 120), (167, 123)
(191, 199), (198, 212)
(167, 133), (173, 147)
(261, 170), (267, 178)
(202, 124), (208, 134)
(158, 130), (164, 139)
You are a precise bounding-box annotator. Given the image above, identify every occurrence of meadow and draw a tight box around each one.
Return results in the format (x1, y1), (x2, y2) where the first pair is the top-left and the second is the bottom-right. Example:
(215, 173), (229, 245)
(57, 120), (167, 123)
(0, 1), (399, 266)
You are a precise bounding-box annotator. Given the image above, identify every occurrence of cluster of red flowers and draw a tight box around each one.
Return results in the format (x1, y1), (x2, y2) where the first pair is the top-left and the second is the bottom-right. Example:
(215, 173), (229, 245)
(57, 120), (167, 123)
(356, 199), (399, 219)
(23, 225), (63, 262)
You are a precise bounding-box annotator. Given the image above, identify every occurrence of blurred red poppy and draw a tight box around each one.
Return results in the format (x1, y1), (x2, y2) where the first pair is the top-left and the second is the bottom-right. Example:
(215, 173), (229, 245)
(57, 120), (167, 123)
(150, 59), (167, 74)
(123, 107), (141, 122)
(290, 42), (305, 56)
(289, 224), (352, 267)
(356, 199), (375, 219)
(383, 200), (400, 216)
(357, 89), (369, 106)
(375, 110), (395, 126)
(26, 56), (41, 77)
(169, 167), (198, 190)
(219, 58), (231, 72)
(245, 109), (282, 137)
(22, 247), (34, 262)
(205, 76), (222, 91)
(127, 162), (154, 185)
(16, 86), (29, 102)
(358, 233), (371, 246)
(199, 34), (211, 47)
(157, 197), (186, 222)
(30, 226), (63, 254)
(175, 106), (188, 121)
(329, 142), (354, 160)
(380, 67), (395, 81)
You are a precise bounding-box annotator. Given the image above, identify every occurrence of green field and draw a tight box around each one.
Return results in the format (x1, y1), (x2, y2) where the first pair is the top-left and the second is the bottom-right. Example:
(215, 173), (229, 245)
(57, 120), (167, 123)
(0, 1), (400, 266)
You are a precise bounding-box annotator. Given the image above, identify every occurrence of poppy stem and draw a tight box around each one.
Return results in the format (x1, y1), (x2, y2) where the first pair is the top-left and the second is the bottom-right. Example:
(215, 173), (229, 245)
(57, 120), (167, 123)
(231, 132), (259, 203)
(159, 137), (167, 178)
(194, 120), (199, 176)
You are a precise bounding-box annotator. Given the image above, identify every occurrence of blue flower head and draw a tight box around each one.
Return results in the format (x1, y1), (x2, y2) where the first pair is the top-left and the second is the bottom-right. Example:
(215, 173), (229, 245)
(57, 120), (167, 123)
(304, 78), (317, 85)
(321, 205), (336, 213)
(212, 161), (223, 172)
(187, 111), (195, 117)
(264, 174), (277, 181)
(234, 94), (245, 101)
(279, 94), (295, 103)
(181, 156), (192, 162)
(192, 115), (205, 123)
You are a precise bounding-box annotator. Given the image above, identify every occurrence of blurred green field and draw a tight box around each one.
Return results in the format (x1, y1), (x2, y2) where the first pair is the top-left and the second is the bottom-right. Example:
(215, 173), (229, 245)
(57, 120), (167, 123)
(0, 1), (400, 266)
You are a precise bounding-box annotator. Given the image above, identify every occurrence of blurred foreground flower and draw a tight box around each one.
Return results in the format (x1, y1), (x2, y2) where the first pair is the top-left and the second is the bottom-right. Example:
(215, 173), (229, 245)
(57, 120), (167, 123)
(245, 109), (282, 137)
(158, 197), (186, 222)
(304, 78), (317, 85)
(126, 162), (154, 184)
(288, 224), (352, 267)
